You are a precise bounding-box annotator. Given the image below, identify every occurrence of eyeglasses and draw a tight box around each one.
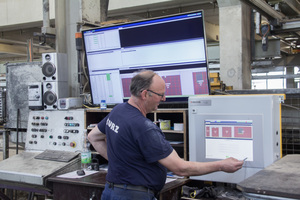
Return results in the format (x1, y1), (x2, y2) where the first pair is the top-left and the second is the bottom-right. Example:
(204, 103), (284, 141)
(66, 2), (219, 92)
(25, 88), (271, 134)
(147, 89), (165, 98)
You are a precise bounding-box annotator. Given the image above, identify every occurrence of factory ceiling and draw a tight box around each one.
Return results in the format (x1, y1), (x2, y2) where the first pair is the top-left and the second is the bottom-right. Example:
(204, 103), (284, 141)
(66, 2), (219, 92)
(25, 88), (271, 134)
(0, 0), (299, 65)
(243, 0), (300, 55)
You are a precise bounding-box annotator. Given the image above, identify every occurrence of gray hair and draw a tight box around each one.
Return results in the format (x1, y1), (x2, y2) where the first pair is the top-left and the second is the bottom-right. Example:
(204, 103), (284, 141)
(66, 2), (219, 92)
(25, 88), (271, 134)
(130, 70), (157, 97)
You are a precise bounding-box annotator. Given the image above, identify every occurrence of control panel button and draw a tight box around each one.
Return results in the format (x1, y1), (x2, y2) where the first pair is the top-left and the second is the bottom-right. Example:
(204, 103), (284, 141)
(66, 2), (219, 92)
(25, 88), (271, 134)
(70, 142), (76, 148)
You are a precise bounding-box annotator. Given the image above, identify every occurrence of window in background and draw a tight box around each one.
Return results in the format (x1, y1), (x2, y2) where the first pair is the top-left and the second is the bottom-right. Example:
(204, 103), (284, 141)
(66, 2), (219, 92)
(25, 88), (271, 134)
(252, 68), (287, 89)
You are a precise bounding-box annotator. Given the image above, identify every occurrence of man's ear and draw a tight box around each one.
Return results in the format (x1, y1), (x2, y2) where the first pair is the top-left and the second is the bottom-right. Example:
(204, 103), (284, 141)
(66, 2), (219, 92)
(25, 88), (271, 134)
(140, 89), (148, 100)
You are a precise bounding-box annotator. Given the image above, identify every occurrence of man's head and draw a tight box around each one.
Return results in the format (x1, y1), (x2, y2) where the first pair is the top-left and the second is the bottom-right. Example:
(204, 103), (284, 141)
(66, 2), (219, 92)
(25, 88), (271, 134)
(130, 70), (166, 112)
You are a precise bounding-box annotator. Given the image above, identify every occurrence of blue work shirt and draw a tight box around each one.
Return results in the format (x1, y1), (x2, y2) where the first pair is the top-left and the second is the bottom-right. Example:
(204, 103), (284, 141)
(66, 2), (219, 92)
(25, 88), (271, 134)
(98, 102), (173, 192)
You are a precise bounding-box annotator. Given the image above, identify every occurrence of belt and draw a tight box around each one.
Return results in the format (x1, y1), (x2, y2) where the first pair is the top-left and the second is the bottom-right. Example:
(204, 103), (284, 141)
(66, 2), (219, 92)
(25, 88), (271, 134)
(106, 181), (157, 195)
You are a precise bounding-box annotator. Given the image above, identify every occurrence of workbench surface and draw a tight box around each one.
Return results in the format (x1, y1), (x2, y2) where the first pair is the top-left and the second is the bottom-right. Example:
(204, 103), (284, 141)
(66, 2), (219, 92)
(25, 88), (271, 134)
(237, 154), (300, 199)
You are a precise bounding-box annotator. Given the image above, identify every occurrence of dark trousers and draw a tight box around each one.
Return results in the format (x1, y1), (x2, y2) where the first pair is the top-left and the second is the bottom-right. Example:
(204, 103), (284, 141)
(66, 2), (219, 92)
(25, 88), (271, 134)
(101, 182), (157, 200)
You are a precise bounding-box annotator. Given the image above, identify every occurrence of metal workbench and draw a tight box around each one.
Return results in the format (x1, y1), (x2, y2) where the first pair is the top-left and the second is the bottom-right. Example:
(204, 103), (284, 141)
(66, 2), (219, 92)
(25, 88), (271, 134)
(237, 154), (300, 199)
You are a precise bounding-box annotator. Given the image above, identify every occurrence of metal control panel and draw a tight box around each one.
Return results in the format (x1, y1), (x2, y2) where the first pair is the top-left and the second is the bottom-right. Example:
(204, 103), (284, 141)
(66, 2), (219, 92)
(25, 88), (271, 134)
(189, 95), (283, 184)
(26, 109), (85, 152)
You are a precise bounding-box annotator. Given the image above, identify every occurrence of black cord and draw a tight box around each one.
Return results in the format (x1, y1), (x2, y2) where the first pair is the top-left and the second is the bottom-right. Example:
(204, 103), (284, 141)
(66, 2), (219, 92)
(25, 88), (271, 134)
(16, 109), (20, 154)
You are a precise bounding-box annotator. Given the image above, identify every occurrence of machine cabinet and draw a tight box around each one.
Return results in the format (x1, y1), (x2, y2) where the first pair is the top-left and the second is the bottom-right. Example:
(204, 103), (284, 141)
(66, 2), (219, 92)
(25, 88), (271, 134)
(49, 171), (107, 200)
(85, 108), (188, 160)
(49, 171), (190, 200)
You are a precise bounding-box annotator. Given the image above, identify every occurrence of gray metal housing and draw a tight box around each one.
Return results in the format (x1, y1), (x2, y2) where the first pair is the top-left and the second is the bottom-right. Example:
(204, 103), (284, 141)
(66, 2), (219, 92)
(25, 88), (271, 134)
(189, 94), (282, 183)
(6, 62), (43, 129)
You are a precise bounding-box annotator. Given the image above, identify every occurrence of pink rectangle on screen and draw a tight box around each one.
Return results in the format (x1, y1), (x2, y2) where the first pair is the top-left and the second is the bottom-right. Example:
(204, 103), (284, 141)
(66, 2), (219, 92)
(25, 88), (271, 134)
(122, 78), (132, 97)
(206, 127), (210, 137)
(222, 127), (232, 137)
(234, 127), (252, 138)
(162, 75), (182, 95)
(211, 127), (219, 137)
(192, 72), (209, 94)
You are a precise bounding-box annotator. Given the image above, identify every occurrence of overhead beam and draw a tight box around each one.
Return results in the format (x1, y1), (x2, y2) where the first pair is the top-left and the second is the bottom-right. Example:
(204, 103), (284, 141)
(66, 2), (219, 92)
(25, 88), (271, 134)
(0, 43), (27, 56)
(284, 0), (300, 15)
(241, 0), (286, 21)
(281, 20), (300, 31)
(252, 54), (300, 68)
(107, 0), (213, 17)
(0, 38), (53, 50)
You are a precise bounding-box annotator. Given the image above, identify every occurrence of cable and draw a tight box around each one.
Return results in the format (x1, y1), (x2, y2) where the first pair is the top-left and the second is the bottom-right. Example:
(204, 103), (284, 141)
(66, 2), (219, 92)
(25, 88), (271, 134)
(16, 109), (20, 154)
(83, 104), (100, 109)
(282, 103), (300, 112)
(82, 52), (89, 81)
(259, 22), (270, 37)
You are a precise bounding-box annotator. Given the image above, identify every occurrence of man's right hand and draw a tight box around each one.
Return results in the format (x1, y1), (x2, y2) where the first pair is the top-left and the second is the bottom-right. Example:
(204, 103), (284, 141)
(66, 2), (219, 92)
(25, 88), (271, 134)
(219, 157), (244, 173)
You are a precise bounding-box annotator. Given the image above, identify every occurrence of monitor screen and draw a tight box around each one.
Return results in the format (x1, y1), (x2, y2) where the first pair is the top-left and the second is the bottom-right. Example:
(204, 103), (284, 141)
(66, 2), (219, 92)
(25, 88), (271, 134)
(82, 10), (210, 104)
(205, 119), (254, 161)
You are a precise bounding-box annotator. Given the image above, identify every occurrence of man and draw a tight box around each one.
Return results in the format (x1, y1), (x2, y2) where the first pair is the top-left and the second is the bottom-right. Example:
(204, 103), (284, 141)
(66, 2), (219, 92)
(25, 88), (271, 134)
(88, 70), (244, 200)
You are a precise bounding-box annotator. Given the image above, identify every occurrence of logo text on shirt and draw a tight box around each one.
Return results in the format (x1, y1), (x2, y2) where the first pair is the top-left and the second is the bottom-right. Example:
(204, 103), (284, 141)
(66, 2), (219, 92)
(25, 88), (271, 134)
(106, 118), (119, 133)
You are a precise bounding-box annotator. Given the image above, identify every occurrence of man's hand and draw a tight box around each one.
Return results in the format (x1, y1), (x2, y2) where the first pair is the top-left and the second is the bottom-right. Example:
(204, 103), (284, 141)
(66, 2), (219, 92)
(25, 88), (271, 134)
(219, 157), (244, 173)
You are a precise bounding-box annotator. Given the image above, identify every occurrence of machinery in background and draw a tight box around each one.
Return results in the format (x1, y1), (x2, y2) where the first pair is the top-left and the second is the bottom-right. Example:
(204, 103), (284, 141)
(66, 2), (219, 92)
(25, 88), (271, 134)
(0, 109), (85, 192)
(5, 62), (44, 144)
(5, 54), (82, 148)
(189, 94), (283, 184)
(6, 62), (43, 130)
(209, 72), (233, 92)
(2, 55), (85, 196)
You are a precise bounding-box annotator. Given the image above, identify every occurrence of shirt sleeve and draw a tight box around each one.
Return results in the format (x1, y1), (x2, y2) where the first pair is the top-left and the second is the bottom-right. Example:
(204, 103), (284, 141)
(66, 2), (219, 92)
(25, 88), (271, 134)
(97, 114), (109, 134)
(137, 120), (173, 163)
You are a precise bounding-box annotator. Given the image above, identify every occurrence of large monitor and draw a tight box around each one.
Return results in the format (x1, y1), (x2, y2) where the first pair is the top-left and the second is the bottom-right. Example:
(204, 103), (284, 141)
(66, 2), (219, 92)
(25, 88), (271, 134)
(189, 94), (283, 183)
(82, 10), (210, 105)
